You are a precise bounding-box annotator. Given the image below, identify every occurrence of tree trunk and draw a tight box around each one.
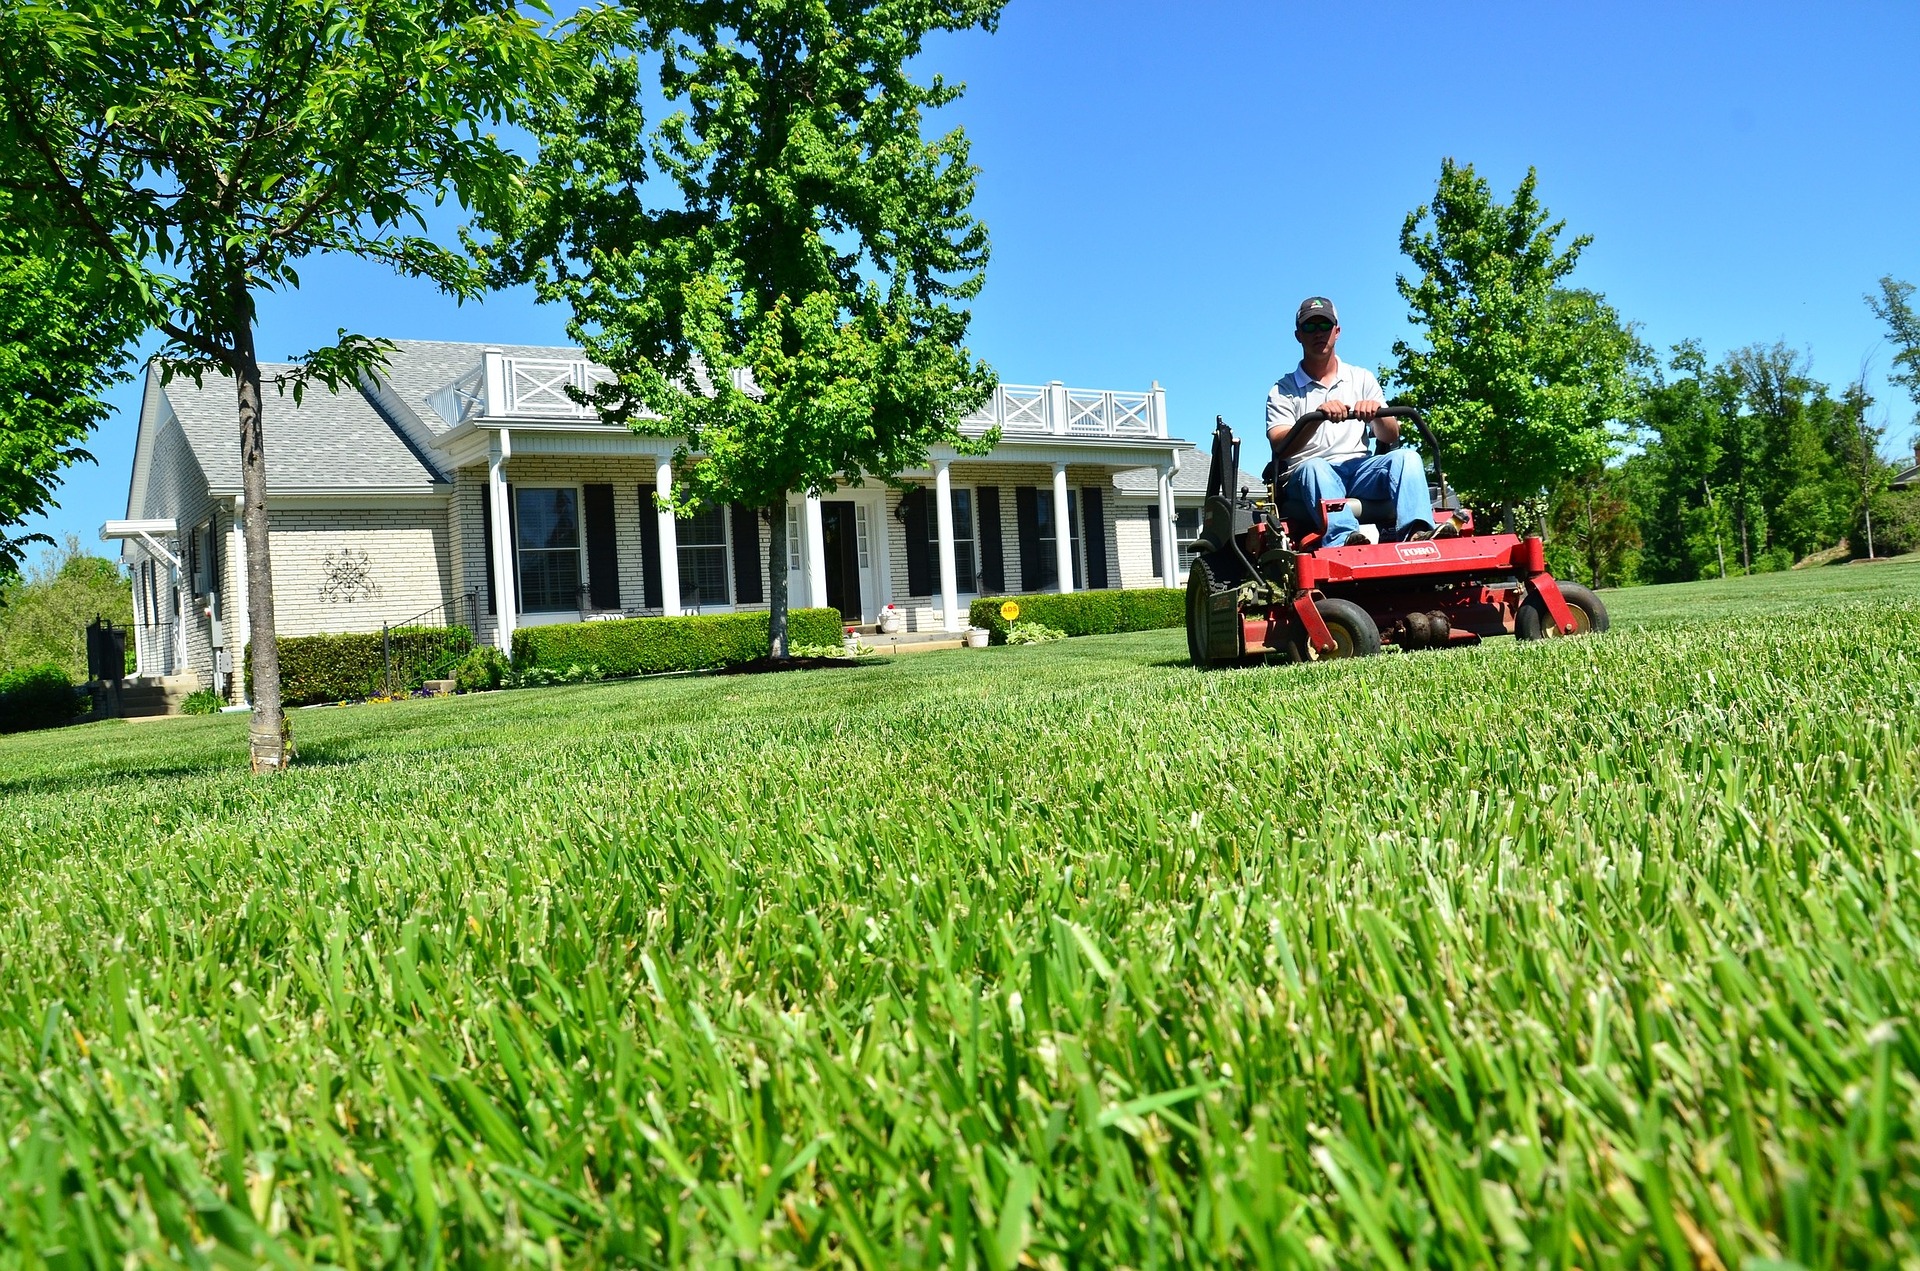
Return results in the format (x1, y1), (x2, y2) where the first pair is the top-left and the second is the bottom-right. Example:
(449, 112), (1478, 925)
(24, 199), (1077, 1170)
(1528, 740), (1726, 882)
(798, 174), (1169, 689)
(1584, 487), (1599, 588)
(234, 327), (288, 771)
(766, 492), (790, 659)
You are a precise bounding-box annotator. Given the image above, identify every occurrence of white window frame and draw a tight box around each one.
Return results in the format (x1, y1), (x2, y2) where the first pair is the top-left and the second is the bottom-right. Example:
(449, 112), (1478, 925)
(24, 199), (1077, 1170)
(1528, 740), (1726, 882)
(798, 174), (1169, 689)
(678, 502), (733, 610)
(514, 483), (587, 619)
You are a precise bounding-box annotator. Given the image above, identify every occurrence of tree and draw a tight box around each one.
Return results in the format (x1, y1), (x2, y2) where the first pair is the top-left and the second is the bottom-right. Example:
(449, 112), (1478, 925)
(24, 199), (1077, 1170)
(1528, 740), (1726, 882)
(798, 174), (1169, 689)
(0, 0), (559, 770)
(1867, 276), (1920, 431)
(1388, 160), (1647, 517)
(0, 536), (132, 679)
(1546, 465), (1640, 589)
(500, 0), (1001, 658)
(0, 199), (146, 585)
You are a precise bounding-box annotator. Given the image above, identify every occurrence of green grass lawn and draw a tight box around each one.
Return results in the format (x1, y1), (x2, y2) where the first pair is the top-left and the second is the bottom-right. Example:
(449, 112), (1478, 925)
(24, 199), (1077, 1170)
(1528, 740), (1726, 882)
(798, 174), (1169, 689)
(4, 560), (1918, 1266)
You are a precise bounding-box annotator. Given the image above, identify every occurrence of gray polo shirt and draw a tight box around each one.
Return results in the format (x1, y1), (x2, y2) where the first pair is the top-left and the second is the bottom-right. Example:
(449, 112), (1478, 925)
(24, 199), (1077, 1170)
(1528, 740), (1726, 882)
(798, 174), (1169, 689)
(1265, 359), (1385, 481)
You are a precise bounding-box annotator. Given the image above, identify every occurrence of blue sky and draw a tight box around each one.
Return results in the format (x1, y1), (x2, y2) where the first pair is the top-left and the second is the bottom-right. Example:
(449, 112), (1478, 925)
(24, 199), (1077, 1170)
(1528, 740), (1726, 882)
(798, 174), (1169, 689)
(26, 0), (1920, 558)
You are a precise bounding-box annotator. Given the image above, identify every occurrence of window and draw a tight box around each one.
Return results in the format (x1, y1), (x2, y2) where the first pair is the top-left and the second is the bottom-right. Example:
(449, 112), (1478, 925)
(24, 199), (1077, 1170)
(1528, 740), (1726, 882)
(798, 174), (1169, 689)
(855, 503), (874, 571)
(679, 503), (731, 607)
(1034, 491), (1084, 590)
(786, 505), (802, 571)
(516, 487), (582, 613)
(916, 490), (976, 592)
(1177, 507), (1201, 572)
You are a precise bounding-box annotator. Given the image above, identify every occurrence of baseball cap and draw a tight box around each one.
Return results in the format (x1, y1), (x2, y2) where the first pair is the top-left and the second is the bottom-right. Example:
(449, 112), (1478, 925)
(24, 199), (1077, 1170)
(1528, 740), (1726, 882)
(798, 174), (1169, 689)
(1295, 296), (1338, 328)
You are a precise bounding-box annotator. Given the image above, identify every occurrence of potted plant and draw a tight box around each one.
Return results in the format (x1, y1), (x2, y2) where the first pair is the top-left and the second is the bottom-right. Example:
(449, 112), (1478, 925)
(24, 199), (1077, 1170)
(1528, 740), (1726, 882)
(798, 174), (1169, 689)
(964, 626), (990, 648)
(879, 603), (905, 634)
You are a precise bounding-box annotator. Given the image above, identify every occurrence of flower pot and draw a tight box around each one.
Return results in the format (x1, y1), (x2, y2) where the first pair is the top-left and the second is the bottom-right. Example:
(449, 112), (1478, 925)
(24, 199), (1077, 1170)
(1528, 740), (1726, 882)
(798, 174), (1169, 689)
(965, 628), (990, 649)
(880, 617), (905, 635)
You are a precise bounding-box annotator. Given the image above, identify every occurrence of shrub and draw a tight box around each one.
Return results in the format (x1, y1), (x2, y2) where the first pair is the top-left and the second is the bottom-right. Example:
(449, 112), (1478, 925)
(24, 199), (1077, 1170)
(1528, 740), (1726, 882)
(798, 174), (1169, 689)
(179, 689), (224, 715)
(1854, 488), (1920, 558)
(968, 589), (1185, 644)
(511, 608), (845, 677)
(247, 625), (474, 707)
(0, 663), (84, 733)
(453, 646), (510, 693)
(1005, 622), (1066, 645)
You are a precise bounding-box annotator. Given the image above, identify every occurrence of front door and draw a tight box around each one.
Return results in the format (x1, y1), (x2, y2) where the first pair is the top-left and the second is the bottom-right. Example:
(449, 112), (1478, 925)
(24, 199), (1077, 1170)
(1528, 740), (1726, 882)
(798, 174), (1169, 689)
(820, 501), (862, 623)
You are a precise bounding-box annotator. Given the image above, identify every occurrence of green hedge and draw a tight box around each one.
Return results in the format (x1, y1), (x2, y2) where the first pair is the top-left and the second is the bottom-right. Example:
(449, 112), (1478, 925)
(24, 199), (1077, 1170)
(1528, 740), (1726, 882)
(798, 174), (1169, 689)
(247, 625), (474, 707)
(0, 664), (85, 733)
(511, 608), (847, 676)
(968, 589), (1186, 643)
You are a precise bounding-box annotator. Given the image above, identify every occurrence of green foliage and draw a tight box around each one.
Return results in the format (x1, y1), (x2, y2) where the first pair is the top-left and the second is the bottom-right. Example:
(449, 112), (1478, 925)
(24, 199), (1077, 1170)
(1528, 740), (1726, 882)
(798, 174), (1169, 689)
(0, 0), (565, 755)
(1389, 161), (1648, 510)
(1867, 276), (1920, 430)
(0, 662), (82, 732)
(453, 646), (510, 694)
(0, 201), (146, 582)
(0, 537), (132, 679)
(1545, 466), (1641, 588)
(0, 563), (1918, 1263)
(969, 588), (1185, 642)
(1629, 342), (1885, 582)
(501, 0), (1002, 652)
(1856, 488), (1920, 558)
(1003, 621), (1065, 645)
(511, 608), (845, 676)
(246, 626), (474, 708)
(178, 688), (224, 715)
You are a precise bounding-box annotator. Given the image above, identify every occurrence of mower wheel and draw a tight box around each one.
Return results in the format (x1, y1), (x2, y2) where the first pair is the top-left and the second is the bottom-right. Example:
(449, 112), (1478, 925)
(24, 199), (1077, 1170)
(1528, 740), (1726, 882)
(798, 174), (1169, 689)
(1516, 581), (1610, 640)
(1185, 553), (1245, 668)
(1290, 596), (1382, 662)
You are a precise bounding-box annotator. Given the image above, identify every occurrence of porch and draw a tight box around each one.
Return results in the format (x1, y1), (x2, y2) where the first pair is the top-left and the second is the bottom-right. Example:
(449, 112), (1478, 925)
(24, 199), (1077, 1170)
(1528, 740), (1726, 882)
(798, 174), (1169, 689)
(436, 353), (1191, 652)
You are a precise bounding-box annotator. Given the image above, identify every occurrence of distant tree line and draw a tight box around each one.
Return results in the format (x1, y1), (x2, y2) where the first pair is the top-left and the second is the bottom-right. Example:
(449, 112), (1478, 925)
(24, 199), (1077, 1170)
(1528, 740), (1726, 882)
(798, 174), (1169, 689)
(1388, 162), (1919, 588)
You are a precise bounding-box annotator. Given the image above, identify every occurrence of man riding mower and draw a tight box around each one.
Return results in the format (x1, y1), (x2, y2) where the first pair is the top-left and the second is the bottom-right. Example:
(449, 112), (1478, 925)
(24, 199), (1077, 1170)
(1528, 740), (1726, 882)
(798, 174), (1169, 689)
(1184, 410), (1608, 666)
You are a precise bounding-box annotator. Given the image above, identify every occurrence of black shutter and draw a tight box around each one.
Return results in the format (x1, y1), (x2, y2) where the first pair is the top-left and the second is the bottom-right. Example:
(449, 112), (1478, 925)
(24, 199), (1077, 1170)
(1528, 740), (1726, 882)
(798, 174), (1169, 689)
(1082, 486), (1109, 589)
(480, 488), (495, 615)
(507, 483), (520, 612)
(207, 520), (220, 598)
(1149, 502), (1164, 580)
(1015, 486), (1042, 591)
(976, 486), (1004, 593)
(730, 504), (763, 604)
(903, 488), (932, 596)
(584, 484), (620, 609)
(638, 485), (663, 609)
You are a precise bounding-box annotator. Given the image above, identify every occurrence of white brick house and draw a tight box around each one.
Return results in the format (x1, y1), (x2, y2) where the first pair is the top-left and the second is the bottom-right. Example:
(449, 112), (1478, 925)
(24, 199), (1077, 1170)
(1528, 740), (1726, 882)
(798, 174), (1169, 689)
(105, 340), (1236, 701)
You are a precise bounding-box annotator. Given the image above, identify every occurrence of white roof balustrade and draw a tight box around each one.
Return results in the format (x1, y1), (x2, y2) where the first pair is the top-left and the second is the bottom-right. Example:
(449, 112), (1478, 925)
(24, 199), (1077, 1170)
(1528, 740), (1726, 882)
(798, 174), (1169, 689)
(457, 351), (1168, 442)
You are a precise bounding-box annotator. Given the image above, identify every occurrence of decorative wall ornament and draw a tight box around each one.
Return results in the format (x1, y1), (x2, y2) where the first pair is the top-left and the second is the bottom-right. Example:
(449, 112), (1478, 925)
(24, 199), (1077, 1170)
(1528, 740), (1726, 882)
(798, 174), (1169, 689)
(317, 548), (381, 604)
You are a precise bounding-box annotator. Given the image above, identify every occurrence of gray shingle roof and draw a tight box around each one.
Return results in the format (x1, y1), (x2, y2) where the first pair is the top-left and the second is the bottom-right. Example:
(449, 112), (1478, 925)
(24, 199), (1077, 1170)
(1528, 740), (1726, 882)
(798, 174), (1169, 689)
(161, 364), (443, 493)
(1113, 458), (1261, 497)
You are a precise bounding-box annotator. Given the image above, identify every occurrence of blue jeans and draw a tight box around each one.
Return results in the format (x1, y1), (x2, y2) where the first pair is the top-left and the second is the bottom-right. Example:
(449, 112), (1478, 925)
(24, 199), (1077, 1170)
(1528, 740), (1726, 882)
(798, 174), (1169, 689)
(1282, 449), (1433, 542)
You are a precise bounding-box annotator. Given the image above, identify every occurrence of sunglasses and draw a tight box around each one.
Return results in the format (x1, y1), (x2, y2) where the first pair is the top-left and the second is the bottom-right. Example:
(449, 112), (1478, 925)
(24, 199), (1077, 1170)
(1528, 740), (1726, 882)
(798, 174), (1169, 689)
(1298, 320), (1335, 334)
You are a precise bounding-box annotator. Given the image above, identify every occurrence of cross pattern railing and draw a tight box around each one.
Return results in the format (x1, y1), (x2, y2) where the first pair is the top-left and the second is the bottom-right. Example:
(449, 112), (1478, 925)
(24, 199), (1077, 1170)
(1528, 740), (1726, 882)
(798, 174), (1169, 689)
(499, 357), (616, 418)
(961, 382), (1165, 439)
(468, 355), (1166, 439)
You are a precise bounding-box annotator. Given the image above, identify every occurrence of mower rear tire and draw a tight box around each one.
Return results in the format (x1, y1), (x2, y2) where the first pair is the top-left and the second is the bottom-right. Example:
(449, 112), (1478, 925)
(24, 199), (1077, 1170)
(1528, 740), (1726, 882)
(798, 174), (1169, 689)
(1186, 553), (1245, 668)
(1516, 581), (1609, 640)
(1290, 596), (1381, 662)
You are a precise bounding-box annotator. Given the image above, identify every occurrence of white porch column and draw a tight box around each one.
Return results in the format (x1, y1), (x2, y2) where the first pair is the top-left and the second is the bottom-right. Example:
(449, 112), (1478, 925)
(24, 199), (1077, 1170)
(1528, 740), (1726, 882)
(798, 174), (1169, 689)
(803, 494), (827, 610)
(654, 456), (682, 615)
(933, 459), (961, 632)
(488, 432), (517, 653)
(1156, 465), (1180, 589)
(229, 496), (252, 702)
(1051, 461), (1075, 594)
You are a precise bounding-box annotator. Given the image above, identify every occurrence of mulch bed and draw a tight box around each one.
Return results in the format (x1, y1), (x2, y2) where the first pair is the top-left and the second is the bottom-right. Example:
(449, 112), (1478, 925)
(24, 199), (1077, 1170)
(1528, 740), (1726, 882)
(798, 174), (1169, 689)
(711, 656), (875, 676)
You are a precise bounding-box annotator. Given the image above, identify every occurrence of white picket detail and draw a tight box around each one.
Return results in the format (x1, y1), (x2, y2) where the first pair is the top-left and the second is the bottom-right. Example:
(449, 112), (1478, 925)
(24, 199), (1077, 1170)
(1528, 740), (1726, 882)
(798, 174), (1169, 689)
(475, 355), (1166, 440)
(960, 382), (1165, 439)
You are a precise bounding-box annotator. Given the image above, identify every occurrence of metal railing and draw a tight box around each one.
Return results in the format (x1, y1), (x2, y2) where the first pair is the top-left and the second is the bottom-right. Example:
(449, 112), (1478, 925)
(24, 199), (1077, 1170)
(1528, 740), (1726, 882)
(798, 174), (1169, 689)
(381, 591), (480, 694)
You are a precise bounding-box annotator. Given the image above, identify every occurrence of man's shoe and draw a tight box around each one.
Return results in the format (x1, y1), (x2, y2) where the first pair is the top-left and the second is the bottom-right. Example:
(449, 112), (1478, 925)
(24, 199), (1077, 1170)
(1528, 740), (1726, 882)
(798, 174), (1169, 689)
(1403, 520), (1461, 543)
(1334, 525), (1380, 547)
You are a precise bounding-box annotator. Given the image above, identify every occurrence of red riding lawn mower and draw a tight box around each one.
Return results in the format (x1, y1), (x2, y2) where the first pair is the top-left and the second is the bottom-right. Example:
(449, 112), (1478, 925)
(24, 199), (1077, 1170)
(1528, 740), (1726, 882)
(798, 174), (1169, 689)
(1185, 407), (1608, 666)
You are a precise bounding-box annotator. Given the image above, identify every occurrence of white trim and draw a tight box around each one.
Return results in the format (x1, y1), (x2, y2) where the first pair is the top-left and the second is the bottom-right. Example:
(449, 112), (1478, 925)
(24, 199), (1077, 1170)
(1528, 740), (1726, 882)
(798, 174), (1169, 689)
(1157, 465), (1179, 589)
(804, 494), (827, 611)
(487, 432), (517, 653)
(230, 497), (251, 705)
